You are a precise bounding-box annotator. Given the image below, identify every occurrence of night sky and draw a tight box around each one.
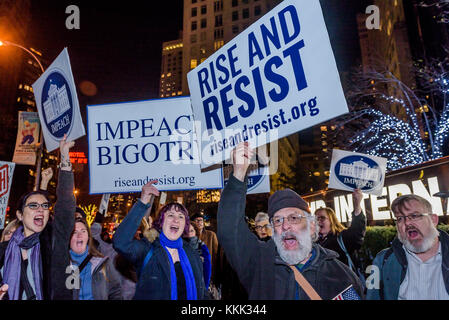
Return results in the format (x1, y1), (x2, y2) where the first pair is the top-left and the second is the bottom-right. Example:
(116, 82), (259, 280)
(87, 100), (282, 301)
(23, 0), (363, 202)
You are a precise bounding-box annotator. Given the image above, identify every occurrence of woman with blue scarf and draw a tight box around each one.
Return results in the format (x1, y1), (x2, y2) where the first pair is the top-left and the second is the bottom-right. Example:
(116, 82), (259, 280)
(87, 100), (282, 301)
(113, 180), (209, 300)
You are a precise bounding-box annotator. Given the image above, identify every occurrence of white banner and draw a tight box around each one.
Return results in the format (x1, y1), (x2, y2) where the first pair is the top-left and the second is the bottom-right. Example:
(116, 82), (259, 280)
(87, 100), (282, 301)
(0, 161), (15, 229)
(187, 0), (348, 168)
(98, 193), (111, 215)
(328, 149), (387, 196)
(32, 48), (85, 152)
(87, 97), (223, 194)
(223, 164), (270, 194)
(12, 111), (40, 165)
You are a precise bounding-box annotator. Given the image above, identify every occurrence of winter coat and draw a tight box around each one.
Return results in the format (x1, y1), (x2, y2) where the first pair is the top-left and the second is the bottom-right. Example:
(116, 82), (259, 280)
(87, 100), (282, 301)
(317, 211), (366, 267)
(112, 199), (209, 300)
(217, 174), (364, 300)
(71, 256), (122, 300)
(0, 170), (75, 300)
(366, 230), (449, 300)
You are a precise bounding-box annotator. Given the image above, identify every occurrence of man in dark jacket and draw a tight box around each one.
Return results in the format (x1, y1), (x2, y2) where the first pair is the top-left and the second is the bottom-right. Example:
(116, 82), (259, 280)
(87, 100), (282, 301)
(217, 143), (364, 300)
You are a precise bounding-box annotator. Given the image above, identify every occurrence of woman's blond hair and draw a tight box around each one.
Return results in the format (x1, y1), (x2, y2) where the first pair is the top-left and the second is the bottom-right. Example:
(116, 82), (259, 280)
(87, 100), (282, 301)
(315, 207), (346, 235)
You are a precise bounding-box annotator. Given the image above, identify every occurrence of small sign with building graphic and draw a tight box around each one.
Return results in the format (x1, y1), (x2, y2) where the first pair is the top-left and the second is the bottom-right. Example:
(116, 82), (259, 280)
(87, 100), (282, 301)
(32, 48), (85, 152)
(328, 149), (387, 196)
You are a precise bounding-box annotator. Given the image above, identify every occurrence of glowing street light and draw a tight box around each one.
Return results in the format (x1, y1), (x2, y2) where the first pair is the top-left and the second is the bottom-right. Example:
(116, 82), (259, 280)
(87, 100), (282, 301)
(0, 39), (45, 190)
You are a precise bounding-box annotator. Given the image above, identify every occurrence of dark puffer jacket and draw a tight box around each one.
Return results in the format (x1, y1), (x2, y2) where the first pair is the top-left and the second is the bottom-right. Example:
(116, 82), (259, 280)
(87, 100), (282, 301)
(217, 174), (364, 300)
(112, 200), (209, 300)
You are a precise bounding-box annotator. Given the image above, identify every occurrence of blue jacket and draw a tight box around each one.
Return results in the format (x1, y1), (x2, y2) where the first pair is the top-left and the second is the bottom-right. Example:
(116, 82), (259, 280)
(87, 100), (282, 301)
(366, 230), (449, 300)
(112, 200), (209, 300)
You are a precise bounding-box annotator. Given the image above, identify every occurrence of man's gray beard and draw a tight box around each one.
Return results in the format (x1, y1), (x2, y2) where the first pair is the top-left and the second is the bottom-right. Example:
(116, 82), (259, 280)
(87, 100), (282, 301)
(398, 224), (439, 254)
(273, 225), (313, 265)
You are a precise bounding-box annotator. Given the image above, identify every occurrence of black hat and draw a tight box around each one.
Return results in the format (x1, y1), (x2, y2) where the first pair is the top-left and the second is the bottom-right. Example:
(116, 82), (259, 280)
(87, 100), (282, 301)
(267, 189), (310, 218)
(190, 212), (204, 221)
(75, 206), (86, 219)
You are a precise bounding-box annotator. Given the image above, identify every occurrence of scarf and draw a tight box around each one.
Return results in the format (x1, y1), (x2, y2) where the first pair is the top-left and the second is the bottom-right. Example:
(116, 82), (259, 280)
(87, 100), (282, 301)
(3, 226), (43, 300)
(70, 246), (93, 300)
(159, 232), (197, 300)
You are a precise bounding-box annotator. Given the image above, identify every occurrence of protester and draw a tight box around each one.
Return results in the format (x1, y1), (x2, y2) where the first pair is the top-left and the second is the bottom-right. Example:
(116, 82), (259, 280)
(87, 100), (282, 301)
(217, 142), (364, 300)
(68, 217), (122, 300)
(254, 212), (272, 241)
(314, 190), (366, 269)
(367, 194), (449, 300)
(113, 180), (209, 300)
(0, 220), (20, 243)
(0, 135), (75, 300)
(184, 224), (212, 289)
(190, 212), (219, 290)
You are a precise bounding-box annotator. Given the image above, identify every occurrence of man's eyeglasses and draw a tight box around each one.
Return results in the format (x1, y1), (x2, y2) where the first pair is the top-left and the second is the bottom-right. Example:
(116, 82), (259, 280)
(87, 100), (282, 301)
(394, 213), (432, 224)
(255, 224), (270, 231)
(24, 202), (51, 210)
(271, 214), (308, 227)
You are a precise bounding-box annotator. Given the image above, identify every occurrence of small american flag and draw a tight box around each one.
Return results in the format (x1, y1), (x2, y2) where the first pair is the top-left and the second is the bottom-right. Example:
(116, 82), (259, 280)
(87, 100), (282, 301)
(332, 285), (361, 300)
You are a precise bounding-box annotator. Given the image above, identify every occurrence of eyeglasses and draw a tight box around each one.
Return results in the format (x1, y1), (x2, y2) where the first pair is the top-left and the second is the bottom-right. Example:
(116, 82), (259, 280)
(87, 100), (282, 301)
(271, 214), (307, 227)
(255, 224), (270, 231)
(24, 202), (51, 210)
(394, 213), (432, 224)
(316, 216), (328, 222)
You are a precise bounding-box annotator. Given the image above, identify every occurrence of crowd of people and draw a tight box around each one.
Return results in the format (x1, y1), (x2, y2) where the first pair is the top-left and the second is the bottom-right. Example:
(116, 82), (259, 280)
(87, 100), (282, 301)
(0, 140), (448, 300)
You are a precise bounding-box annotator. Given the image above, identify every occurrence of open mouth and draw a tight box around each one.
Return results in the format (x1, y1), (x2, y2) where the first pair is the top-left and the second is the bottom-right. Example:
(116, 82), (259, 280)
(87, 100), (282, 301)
(407, 228), (421, 240)
(34, 215), (44, 227)
(282, 234), (298, 249)
(169, 225), (180, 234)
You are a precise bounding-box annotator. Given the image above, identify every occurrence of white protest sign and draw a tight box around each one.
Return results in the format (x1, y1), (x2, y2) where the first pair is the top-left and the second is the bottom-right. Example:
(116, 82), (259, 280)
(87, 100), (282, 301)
(32, 48), (85, 152)
(0, 161), (15, 229)
(12, 111), (40, 165)
(87, 97), (223, 194)
(328, 149), (387, 196)
(98, 193), (111, 216)
(187, 0), (348, 169)
(223, 164), (270, 195)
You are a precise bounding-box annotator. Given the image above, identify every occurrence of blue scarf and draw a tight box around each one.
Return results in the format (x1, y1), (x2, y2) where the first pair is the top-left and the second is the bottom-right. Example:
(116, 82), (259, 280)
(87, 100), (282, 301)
(70, 246), (93, 300)
(3, 226), (43, 300)
(159, 232), (197, 300)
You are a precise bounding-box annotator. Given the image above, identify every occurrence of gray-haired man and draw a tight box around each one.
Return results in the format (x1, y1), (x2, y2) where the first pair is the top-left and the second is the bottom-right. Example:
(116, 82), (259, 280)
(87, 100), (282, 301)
(367, 194), (449, 300)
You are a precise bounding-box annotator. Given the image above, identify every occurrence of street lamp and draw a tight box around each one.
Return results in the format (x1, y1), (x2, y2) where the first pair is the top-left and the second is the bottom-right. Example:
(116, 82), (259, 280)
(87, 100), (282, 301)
(0, 39), (45, 191)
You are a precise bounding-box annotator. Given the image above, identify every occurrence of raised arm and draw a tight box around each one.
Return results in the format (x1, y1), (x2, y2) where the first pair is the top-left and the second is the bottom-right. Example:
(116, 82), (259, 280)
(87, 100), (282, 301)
(341, 189), (367, 251)
(217, 143), (260, 288)
(112, 180), (159, 266)
(51, 134), (76, 300)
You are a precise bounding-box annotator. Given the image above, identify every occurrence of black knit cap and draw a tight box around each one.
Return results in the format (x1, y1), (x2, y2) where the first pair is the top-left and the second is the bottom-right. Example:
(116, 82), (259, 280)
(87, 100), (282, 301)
(267, 189), (310, 218)
(190, 212), (204, 221)
(75, 206), (86, 219)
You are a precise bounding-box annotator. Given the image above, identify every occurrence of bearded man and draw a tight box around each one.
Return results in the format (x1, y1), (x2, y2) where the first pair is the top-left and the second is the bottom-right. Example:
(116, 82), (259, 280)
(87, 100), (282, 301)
(367, 194), (449, 300)
(217, 143), (363, 300)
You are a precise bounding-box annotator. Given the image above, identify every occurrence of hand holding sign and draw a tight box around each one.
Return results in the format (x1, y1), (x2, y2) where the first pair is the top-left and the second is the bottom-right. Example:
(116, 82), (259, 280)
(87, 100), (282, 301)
(231, 142), (255, 182)
(59, 134), (75, 171)
(140, 180), (160, 205)
(352, 189), (363, 216)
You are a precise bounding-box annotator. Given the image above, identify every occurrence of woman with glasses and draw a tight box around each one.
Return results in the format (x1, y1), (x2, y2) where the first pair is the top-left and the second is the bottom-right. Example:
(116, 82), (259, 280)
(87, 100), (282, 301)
(0, 134), (76, 300)
(253, 212), (272, 241)
(314, 189), (367, 269)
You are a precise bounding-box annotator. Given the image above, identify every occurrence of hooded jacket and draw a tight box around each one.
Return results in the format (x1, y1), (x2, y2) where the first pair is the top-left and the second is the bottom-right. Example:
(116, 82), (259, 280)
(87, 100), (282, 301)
(217, 174), (364, 300)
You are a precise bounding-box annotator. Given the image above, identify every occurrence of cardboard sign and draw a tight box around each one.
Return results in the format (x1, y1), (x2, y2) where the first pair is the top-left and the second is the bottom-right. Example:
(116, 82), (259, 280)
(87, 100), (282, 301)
(87, 97), (223, 194)
(187, 0), (348, 168)
(223, 164), (270, 194)
(328, 149), (387, 196)
(12, 112), (40, 165)
(0, 161), (15, 229)
(32, 48), (85, 152)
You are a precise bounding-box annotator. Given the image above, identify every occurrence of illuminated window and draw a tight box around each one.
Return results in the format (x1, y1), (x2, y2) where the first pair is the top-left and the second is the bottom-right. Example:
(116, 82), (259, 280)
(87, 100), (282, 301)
(214, 40), (224, 50)
(190, 59), (198, 69)
(320, 126), (327, 131)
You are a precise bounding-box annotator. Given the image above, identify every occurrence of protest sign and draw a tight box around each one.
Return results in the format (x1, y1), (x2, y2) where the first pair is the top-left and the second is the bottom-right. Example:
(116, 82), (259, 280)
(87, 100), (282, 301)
(223, 163), (270, 195)
(328, 149), (387, 196)
(32, 48), (85, 152)
(0, 161), (15, 229)
(12, 111), (40, 165)
(98, 193), (111, 215)
(187, 0), (348, 169)
(87, 97), (223, 194)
